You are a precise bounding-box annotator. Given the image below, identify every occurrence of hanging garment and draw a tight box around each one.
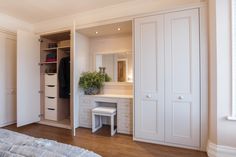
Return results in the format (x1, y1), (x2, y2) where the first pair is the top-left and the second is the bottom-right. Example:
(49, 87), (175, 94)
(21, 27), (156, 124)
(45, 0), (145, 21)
(58, 56), (70, 98)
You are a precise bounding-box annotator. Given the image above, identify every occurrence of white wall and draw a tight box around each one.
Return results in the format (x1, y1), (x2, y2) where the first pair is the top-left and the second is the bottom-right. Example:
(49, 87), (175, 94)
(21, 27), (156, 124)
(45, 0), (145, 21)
(209, 0), (236, 148)
(209, 0), (218, 145)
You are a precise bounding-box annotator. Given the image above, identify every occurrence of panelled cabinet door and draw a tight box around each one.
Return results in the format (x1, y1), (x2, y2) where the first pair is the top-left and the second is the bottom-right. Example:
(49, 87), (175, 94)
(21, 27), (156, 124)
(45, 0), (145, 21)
(17, 30), (40, 127)
(134, 15), (165, 142)
(164, 9), (200, 147)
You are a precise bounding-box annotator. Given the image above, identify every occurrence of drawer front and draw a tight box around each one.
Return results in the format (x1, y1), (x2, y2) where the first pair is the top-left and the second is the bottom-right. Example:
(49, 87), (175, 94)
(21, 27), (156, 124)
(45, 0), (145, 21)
(94, 97), (118, 103)
(80, 103), (94, 110)
(118, 98), (132, 103)
(79, 99), (93, 128)
(45, 108), (57, 121)
(45, 74), (57, 85)
(118, 102), (132, 108)
(117, 114), (131, 122)
(79, 122), (92, 128)
(79, 96), (94, 128)
(79, 116), (92, 128)
(80, 115), (92, 124)
(118, 112), (132, 123)
(117, 102), (133, 135)
(45, 97), (57, 109)
(117, 104), (133, 117)
(117, 122), (133, 134)
(118, 129), (132, 134)
(79, 108), (92, 122)
(80, 98), (91, 105)
(117, 123), (132, 131)
(80, 109), (91, 117)
(118, 118), (132, 127)
(118, 108), (133, 115)
(45, 85), (57, 97)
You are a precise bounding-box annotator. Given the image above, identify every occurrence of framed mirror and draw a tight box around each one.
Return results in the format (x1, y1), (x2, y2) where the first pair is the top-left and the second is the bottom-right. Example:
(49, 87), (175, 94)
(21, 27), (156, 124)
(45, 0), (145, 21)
(95, 51), (133, 83)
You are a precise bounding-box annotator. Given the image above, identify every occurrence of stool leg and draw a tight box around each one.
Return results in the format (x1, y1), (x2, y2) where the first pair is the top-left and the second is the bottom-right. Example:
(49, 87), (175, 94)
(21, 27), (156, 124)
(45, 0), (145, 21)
(99, 115), (102, 128)
(92, 113), (95, 133)
(111, 115), (115, 136)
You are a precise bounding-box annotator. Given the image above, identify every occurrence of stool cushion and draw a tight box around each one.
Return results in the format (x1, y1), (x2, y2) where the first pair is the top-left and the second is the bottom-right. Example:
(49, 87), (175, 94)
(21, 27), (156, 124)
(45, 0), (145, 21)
(92, 107), (116, 114)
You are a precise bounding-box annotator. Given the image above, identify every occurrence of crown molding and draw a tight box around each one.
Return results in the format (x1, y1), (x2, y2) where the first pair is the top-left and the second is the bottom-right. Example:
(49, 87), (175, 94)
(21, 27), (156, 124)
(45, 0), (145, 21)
(0, 13), (33, 33)
(34, 0), (207, 34)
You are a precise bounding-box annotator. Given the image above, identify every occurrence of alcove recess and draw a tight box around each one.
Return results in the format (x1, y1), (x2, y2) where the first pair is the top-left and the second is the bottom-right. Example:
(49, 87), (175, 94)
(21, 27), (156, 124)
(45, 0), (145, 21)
(39, 31), (72, 128)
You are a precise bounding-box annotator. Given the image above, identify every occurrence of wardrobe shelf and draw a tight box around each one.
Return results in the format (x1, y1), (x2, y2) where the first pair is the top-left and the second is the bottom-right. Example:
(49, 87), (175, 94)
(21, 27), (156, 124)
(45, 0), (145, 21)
(42, 48), (57, 51)
(44, 73), (57, 75)
(40, 61), (57, 65)
(58, 46), (70, 51)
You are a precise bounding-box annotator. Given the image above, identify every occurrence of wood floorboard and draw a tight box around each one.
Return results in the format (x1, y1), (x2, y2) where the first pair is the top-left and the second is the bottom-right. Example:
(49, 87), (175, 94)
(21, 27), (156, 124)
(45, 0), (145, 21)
(4, 124), (207, 157)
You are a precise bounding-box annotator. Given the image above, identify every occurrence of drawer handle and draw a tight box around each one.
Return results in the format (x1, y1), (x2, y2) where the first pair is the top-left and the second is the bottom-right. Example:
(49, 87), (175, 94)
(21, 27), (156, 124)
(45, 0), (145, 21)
(47, 73), (55, 76)
(47, 97), (55, 99)
(47, 85), (55, 87)
(48, 108), (55, 111)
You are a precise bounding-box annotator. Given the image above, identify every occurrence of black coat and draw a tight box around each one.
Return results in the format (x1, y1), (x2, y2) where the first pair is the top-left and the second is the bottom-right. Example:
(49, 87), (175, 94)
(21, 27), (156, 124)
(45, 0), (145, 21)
(58, 56), (70, 98)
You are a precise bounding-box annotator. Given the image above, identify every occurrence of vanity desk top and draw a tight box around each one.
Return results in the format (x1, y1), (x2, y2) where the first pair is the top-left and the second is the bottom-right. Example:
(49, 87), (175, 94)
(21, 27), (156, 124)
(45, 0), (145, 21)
(81, 94), (133, 103)
(93, 94), (133, 99)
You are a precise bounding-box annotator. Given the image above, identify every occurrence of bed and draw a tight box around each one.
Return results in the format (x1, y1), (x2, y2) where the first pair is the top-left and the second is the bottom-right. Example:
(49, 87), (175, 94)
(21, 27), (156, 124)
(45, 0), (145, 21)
(0, 129), (101, 157)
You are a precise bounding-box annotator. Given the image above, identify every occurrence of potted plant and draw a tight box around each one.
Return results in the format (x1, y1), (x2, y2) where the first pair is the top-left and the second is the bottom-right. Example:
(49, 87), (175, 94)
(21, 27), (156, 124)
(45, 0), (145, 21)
(79, 71), (111, 95)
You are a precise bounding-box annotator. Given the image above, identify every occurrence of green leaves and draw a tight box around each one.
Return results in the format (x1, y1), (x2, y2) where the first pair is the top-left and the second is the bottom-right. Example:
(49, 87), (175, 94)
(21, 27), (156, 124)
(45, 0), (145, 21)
(79, 71), (111, 90)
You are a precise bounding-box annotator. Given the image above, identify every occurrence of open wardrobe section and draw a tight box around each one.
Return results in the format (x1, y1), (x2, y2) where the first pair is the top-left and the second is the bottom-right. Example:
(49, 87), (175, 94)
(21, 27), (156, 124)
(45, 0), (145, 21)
(39, 32), (71, 128)
(17, 30), (79, 133)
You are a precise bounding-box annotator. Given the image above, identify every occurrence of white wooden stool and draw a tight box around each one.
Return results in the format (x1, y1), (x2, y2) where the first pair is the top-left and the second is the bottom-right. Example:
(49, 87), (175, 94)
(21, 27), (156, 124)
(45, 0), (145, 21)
(92, 107), (117, 136)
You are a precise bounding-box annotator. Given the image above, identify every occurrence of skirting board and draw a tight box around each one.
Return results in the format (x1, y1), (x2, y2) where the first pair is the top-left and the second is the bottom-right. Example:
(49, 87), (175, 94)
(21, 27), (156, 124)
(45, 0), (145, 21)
(0, 121), (16, 127)
(133, 137), (200, 151)
(207, 141), (236, 157)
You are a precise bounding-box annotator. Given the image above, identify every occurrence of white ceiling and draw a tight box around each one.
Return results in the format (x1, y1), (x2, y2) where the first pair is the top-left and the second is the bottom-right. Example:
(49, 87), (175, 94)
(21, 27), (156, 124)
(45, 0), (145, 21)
(78, 21), (132, 37)
(0, 0), (133, 23)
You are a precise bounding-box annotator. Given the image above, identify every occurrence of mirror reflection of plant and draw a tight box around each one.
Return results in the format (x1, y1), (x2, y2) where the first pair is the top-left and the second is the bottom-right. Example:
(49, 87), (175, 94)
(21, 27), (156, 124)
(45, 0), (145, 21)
(79, 71), (112, 94)
(104, 73), (112, 82)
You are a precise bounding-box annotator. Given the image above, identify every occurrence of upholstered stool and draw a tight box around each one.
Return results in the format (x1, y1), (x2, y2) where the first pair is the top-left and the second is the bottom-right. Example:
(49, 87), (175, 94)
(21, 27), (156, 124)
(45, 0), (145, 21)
(92, 107), (117, 136)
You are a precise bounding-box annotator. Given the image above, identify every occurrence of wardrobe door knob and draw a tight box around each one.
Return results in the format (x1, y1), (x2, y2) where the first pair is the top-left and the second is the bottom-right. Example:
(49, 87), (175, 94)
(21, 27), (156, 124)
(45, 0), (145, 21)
(146, 94), (152, 98)
(178, 96), (184, 100)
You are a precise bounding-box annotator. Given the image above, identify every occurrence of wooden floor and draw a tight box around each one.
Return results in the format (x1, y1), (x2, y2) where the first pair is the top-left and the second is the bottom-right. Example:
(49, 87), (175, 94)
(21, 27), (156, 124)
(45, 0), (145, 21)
(4, 124), (207, 157)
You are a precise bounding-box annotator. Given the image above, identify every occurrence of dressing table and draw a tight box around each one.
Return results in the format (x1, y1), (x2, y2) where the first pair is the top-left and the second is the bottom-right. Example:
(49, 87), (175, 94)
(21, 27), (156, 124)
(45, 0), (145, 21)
(79, 94), (133, 135)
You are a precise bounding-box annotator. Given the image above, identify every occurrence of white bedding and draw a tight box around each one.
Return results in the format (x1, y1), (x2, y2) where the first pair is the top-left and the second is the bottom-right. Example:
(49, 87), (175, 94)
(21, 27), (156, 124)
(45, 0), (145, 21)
(0, 129), (101, 157)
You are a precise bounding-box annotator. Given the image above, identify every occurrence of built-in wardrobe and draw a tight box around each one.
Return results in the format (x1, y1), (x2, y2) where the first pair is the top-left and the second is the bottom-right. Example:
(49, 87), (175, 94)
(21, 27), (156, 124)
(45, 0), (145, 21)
(134, 8), (207, 150)
(0, 5), (207, 150)
(16, 29), (79, 134)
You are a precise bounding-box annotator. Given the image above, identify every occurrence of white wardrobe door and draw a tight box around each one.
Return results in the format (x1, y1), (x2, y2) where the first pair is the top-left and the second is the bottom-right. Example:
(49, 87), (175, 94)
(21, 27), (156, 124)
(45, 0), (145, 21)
(0, 32), (16, 127)
(5, 36), (17, 126)
(134, 15), (165, 141)
(164, 9), (200, 147)
(17, 30), (40, 127)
